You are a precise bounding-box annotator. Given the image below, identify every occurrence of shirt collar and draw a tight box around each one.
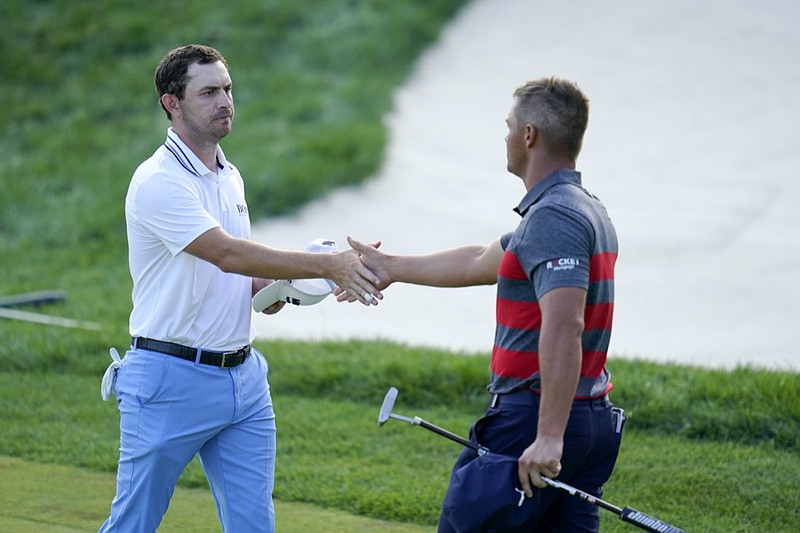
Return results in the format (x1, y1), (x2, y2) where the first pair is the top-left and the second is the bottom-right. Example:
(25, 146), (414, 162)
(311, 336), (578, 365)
(513, 169), (582, 217)
(164, 128), (228, 176)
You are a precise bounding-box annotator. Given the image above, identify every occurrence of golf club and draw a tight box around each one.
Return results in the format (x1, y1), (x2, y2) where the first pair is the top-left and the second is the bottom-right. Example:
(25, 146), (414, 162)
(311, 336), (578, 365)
(0, 290), (102, 331)
(377, 387), (686, 533)
(378, 386), (490, 456)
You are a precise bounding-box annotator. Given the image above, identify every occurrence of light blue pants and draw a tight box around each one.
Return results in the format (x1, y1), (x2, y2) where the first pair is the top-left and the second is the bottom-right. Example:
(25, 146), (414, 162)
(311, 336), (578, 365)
(99, 346), (276, 533)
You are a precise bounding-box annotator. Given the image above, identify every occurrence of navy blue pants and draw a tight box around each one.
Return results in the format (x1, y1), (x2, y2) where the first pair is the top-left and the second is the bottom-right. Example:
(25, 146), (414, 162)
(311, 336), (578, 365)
(438, 392), (623, 532)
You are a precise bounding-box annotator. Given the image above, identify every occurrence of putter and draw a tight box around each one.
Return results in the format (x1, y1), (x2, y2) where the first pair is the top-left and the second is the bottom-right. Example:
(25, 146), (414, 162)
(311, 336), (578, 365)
(377, 387), (685, 533)
(378, 386), (490, 456)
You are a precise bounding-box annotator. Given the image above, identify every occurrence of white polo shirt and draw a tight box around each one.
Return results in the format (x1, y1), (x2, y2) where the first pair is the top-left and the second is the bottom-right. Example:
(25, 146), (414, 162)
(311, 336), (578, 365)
(125, 128), (255, 351)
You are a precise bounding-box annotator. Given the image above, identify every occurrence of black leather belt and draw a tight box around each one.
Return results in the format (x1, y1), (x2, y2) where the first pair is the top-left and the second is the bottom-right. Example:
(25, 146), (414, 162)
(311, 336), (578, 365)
(133, 337), (250, 368)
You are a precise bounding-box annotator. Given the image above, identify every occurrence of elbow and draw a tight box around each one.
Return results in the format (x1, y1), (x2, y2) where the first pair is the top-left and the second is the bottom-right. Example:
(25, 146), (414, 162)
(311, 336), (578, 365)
(183, 228), (243, 274)
(565, 315), (585, 341)
(480, 275), (498, 286)
(214, 250), (241, 274)
(573, 320), (586, 344)
(196, 244), (240, 274)
(216, 257), (236, 274)
(545, 315), (585, 348)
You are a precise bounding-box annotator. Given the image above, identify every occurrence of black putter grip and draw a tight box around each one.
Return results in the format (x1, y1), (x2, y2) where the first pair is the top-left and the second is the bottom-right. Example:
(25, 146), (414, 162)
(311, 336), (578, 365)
(620, 507), (686, 533)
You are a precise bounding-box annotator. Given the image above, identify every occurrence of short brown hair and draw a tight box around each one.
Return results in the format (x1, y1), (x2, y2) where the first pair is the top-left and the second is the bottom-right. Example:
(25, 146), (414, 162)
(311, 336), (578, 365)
(512, 77), (589, 161)
(154, 44), (228, 119)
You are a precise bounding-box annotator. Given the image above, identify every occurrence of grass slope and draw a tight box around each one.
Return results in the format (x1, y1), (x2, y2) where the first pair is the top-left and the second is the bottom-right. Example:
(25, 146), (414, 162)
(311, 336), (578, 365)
(0, 0), (469, 354)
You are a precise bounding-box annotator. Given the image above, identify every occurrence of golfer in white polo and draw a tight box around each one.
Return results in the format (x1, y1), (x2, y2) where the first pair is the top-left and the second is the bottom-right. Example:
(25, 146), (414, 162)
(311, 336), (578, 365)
(99, 44), (381, 533)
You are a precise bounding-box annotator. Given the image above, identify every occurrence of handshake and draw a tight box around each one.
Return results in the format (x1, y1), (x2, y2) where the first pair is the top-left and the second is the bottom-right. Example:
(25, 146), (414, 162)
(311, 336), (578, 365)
(252, 237), (386, 311)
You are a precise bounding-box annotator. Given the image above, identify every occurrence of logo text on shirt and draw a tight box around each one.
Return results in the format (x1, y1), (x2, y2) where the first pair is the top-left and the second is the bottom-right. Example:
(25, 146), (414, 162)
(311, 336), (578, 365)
(237, 204), (248, 215)
(546, 257), (580, 271)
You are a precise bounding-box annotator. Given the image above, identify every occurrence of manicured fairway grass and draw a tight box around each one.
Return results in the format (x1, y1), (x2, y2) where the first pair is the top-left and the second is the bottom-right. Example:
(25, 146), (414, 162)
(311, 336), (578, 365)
(0, 344), (798, 532)
(0, 456), (433, 533)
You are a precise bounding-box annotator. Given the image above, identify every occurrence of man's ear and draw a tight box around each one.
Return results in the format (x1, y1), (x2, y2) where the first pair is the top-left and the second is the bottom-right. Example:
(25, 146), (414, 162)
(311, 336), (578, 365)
(525, 123), (537, 148)
(160, 93), (181, 118)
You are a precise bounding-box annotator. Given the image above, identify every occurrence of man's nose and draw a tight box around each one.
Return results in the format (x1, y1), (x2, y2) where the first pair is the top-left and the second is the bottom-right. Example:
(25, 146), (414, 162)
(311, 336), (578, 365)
(217, 91), (232, 108)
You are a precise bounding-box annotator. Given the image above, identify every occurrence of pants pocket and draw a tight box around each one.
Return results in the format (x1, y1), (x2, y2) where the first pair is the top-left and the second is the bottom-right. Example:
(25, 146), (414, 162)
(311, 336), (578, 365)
(115, 350), (170, 406)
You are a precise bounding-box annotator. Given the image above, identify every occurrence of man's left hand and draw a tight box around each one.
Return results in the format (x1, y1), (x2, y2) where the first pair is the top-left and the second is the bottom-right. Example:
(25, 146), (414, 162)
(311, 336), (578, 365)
(517, 435), (563, 497)
(252, 278), (286, 315)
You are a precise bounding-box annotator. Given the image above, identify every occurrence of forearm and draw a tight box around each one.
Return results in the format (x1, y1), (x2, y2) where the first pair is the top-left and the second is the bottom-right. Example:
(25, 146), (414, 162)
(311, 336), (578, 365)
(185, 229), (379, 296)
(385, 244), (499, 287)
(536, 328), (582, 440)
(516, 302), (584, 495)
(217, 236), (334, 280)
(536, 287), (586, 440)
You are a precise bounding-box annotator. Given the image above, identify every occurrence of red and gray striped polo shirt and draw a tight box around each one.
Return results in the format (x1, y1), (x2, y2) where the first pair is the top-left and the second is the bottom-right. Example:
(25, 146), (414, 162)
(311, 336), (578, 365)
(490, 169), (618, 399)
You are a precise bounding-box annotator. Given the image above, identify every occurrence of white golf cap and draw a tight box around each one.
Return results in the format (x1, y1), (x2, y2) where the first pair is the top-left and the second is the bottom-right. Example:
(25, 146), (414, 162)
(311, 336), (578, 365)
(252, 238), (338, 311)
(305, 237), (338, 254)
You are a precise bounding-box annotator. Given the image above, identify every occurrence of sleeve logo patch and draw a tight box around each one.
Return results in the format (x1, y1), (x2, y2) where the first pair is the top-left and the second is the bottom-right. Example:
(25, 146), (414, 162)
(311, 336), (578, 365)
(546, 257), (580, 271)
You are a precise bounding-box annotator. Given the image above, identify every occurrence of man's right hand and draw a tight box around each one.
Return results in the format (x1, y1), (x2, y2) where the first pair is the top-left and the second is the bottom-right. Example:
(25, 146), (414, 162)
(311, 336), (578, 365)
(347, 237), (393, 290)
(328, 244), (385, 306)
(333, 237), (392, 303)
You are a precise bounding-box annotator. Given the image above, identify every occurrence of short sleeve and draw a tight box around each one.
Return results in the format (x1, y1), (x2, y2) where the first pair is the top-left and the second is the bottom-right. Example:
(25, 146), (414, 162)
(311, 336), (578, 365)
(133, 173), (220, 255)
(517, 206), (592, 296)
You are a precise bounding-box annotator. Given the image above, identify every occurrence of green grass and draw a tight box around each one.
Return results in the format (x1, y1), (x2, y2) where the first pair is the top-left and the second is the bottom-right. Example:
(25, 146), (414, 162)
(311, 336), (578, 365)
(1, 344), (798, 531)
(2, 0), (799, 531)
(0, 0), (469, 350)
(0, 456), (432, 533)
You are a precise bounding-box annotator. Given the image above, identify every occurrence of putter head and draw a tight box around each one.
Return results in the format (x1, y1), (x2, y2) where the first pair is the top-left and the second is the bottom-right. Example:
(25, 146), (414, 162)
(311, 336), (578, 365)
(377, 387), (399, 427)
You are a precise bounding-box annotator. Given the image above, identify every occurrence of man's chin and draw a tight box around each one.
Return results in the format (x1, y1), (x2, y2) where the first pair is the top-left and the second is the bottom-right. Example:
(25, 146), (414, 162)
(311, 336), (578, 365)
(214, 122), (233, 139)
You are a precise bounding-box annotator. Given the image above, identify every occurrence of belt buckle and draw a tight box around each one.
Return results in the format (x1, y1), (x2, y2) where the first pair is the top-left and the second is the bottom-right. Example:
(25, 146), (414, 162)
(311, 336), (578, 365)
(220, 350), (238, 368)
